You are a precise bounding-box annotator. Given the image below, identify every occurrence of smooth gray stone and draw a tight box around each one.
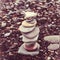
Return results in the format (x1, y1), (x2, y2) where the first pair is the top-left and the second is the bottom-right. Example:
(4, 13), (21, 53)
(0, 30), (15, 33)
(19, 25), (35, 33)
(22, 27), (39, 39)
(22, 35), (39, 42)
(48, 44), (59, 51)
(18, 43), (40, 56)
(44, 35), (60, 43)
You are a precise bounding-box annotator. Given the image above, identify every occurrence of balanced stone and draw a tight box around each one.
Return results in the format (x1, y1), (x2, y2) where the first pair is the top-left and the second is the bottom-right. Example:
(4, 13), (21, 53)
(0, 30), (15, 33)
(44, 35), (59, 43)
(24, 11), (37, 19)
(18, 43), (40, 56)
(19, 25), (35, 33)
(22, 27), (39, 39)
(22, 35), (39, 42)
(24, 43), (38, 51)
(22, 20), (37, 28)
(48, 44), (59, 51)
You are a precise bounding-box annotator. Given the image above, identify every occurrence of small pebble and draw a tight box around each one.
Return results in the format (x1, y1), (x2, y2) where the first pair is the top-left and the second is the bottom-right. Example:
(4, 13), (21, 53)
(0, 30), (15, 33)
(4, 32), (11, 37)
(1, 22), (6, 27)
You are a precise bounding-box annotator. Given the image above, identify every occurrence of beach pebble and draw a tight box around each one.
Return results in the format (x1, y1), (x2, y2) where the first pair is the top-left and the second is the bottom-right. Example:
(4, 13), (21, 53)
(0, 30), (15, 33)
(24, 11), (37, 18)
(48, 44), (59, 50)
(1, 21), (6, 27)
(4, 32), (11, 37)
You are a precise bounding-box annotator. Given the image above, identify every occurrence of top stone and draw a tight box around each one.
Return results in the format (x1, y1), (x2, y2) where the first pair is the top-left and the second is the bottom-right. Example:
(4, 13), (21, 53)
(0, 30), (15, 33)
(24, 11), (37, 19)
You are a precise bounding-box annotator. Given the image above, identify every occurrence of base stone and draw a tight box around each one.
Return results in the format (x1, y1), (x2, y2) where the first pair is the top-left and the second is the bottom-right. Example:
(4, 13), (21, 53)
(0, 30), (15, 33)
(18, 43), (40, 56)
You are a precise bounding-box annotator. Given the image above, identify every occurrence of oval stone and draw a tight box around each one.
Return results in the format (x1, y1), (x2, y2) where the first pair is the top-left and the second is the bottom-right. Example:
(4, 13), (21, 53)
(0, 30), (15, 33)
(44, 35), (60, 43)
(48, 44), (59, 50)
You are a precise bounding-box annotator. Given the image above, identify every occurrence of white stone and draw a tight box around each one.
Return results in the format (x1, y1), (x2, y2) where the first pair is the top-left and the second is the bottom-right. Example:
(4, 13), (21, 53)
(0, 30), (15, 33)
(47, 56), (51, 60)
(4, 32), (11, 37)
(23, 11), (37, 19)
(1, 22), (6, 27)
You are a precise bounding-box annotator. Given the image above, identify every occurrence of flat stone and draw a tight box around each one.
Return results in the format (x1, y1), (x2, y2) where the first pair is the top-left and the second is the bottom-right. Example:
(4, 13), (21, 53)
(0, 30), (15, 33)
(18, 43), (40, 56)
(44, 35), (60, 43)
(22, 35), (39, 42)
(22, 27), (39, 39)
(22, 20), (37, 28)
(19, 25), (35, 33)
(48, 44), (59, 51)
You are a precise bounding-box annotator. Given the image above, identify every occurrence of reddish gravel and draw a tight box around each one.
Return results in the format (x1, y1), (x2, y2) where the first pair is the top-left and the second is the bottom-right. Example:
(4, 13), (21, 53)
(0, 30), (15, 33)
(0, 0), (60, 60)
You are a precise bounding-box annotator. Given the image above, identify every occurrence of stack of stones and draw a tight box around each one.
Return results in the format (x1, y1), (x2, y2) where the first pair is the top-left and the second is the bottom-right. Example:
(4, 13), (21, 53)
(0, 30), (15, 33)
(18, 11), (40, 56)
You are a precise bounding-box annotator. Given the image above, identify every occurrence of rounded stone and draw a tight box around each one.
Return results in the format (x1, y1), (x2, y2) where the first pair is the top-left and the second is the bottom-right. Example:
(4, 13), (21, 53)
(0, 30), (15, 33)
(4, 32), (11, 37)
(44, 35), (59, 43)
(22, 35), (39, 42)
(19, 25), (35, 33)
(48, 44), (59, 51)
(22, 27), (39, 39)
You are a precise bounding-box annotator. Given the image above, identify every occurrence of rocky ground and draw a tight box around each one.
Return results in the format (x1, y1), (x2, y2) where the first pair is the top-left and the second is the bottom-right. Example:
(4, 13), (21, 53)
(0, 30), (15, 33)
(0, 0), (60, 60)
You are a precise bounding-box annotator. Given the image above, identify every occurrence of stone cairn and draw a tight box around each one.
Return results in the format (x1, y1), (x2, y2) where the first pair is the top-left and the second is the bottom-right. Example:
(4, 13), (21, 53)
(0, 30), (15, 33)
(18, 11), (40, 56)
